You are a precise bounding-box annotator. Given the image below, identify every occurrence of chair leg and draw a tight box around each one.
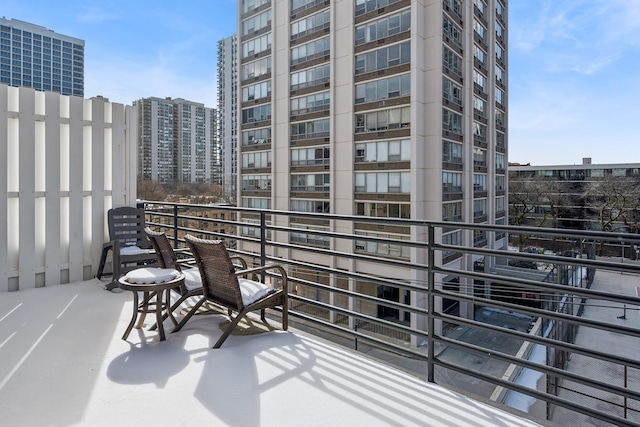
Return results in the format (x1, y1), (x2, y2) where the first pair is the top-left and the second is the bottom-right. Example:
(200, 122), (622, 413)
(96, 246), (111, 280)
(122, 290), (139, 340)
(172, 297), (206, 333)
(213, 309), (250, 349)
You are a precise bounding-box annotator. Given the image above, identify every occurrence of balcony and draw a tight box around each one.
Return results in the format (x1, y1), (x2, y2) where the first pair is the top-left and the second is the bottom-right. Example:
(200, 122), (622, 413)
(2, 202), (640, 426)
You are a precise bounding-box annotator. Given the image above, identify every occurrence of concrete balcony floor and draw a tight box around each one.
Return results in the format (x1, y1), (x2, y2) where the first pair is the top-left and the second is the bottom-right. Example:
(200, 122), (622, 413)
(0, 280), (542, 427)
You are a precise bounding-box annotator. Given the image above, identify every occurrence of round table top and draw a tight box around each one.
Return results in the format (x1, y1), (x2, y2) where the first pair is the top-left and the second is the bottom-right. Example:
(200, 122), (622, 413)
(119, 269), (185, 292)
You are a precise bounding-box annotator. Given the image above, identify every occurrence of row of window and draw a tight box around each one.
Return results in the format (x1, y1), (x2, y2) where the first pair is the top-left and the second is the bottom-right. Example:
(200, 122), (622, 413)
(355, 41), (410, 75)
(355, 106), (411, 133)
(355, 139), (410, 162)
(242, 9), (271, 35)
(291, 9), (330, 39)
(291, 173), (330, 191)
(242, 33), (271, 59)
(291, 36), (330, 65)
(355, 73), (410, 104)
(355, 172), (411, 193)
(355, 9), (411, 46)
(291, 91), (330, 115)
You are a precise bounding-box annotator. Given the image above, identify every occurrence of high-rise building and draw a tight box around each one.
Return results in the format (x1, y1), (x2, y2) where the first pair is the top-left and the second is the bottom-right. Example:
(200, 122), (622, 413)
(237, 0), (507, 334)
(0, 18), (84, 96)
(135, 97), (218, 184)
(217, 34), (239, 200)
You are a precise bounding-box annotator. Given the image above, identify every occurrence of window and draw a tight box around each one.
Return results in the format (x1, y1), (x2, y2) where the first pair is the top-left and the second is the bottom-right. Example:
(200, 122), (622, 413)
(496, 1), (504, 19)
(291, 0), (326, 14)
(290, 63), (330, 90)
(291, 146), (330, 165)
(495, 65), (504, 84)
(495, 21), (504, 39)
(443, 16), (462, 47)
(495, 87), (504, 105)
(495, 175), (505, 191)
(473, 96), (485, 115)
(495, 43), (503, 61)
(242, 81), (271, 102)
(443, 47), (462, 76)
(242, 56), (271, 80)
(241, 197), (271, 209)
(242, 0), (269, 14)
(355, 139), (411, 162)
(291, 118), (330, 140)
(355, 73), (410, 103)
(355, 106), (411, 133)
(496, 153), (505, 169)
(290, 199), (330, 213)
(242, 104), (271, 124)
(355, 41), (410, 74)
(291, 36), (330, 65)
(242, 174), (271, 190)
(442, 230), (462, 258)
(242, 127), (271, 146)
(473, 44), (485, 66)
(473, 70), (486, 93)
(442, 172), (462, 193)
(443, 78), (462, 105)
(473, 121), (487, 141)
(355, 0), (403, 16)
(355, 9), (411, 45)
(442, 109), (462, 135)
(291, 91), (330, 115)
(242, 9), (271, 35)
(495, 197), (505, 213)
(355, 172), (411, 193)
(474, 0), (485, 15)
(356, 202), (410, 219)
(496, 131), (505, 148)
(473, 199), (487, 217)
(442, 202), (462, 222)
(473, 19), (485, 40)
(242, 33), (271, 58)
(495, 108), (505, 127)
(473, 174), (487, 191)
(473, 148), (486, 166)
(355, 231), (410, 258)
(242, 151), (272, 168)
(291, 9), (330, 39)
(443, 140), (462, 163)
(291, 174), (330, 191)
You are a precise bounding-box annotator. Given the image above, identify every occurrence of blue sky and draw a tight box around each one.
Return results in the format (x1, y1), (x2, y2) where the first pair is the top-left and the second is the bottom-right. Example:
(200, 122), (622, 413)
(3, 0), (639, 166)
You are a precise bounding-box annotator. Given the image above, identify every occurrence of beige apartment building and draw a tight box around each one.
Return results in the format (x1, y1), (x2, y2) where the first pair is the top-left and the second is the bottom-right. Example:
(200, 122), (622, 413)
(237, 0), (507, 341)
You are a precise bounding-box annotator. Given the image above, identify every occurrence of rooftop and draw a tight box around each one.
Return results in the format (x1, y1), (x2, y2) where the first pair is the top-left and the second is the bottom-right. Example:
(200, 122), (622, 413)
(0, 279), (541, 427)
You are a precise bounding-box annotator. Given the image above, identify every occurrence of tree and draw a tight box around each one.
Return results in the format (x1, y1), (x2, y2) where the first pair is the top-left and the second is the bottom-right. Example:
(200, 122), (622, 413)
(137, 179), (167, 202)
(509, 178), (568, 250)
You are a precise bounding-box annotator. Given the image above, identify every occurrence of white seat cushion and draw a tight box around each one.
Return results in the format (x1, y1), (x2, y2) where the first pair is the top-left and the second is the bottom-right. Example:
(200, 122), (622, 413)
(238, 278), (277, 306)
(124, 268), (181, 284)
(182, 268), (203, 291)
(120, 245), (153, 255)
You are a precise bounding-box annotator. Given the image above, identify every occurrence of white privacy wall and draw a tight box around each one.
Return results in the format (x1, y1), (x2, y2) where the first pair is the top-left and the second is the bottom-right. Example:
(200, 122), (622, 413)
(0, 85), (137, 292)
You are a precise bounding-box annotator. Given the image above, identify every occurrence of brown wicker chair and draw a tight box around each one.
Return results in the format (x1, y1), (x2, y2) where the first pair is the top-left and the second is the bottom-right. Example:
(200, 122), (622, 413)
(175, 234), (288, 349)
(96, 207), (158, 290)
(144, 227), (206, 323)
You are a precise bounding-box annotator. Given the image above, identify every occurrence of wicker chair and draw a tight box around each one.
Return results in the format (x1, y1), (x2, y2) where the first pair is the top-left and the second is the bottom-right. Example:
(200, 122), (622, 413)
(175, 234), (288, 349)
(96, 207), (158, 290)
(143, 227), (207, 323)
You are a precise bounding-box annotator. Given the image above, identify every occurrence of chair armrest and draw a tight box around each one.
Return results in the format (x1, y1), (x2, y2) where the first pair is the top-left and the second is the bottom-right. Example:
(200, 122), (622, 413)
(235, 265), (288, 290)
(229, 256), (248, 270)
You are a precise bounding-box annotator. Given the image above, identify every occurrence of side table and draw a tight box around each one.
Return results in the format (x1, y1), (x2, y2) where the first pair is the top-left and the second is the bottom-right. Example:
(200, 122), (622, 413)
(119, 268), (185, 341)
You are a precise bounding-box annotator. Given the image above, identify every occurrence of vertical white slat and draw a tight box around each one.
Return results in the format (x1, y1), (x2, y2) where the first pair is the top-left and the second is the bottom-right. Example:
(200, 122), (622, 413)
(45, 91), (62, 286)
(67, 96), (84, 283)
(18, 88), (37, 289)
(90, 98), (106, 279)
(0, 85), (8, 292)
(111, 103), (126, 207)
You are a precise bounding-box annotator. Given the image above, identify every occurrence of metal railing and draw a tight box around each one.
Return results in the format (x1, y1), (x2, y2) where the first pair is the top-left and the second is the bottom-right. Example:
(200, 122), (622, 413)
(141, 201), (640, 427)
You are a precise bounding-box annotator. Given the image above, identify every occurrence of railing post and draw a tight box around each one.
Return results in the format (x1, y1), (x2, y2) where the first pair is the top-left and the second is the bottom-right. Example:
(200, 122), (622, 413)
(427, 224), (435, 383)
(173, 205), (179, 249)
(260, 211), (266, 282)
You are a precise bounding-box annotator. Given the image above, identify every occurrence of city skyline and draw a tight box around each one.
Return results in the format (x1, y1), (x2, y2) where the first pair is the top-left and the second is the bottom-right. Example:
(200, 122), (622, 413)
(2, 0), (639, 166)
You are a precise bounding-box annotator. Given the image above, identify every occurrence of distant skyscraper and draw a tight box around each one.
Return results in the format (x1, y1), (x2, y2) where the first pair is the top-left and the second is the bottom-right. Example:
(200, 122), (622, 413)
(135, 97), (218, 184)
(0, 18), (84, 96)
(217, 34), (239, 200)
